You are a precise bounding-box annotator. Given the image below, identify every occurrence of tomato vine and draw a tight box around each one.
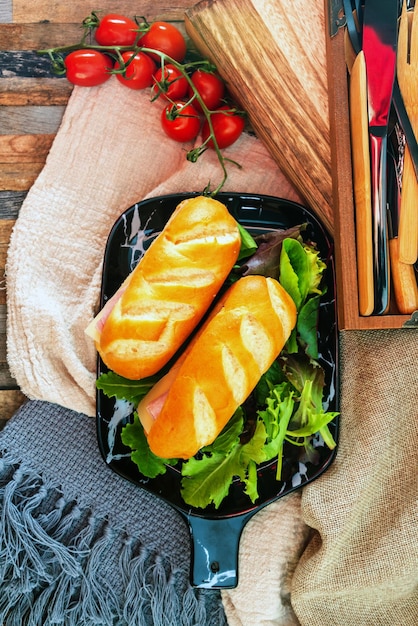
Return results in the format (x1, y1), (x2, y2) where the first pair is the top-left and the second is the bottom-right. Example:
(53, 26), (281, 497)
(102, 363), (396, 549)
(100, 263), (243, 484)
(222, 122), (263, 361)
(37, 12), (247, 196)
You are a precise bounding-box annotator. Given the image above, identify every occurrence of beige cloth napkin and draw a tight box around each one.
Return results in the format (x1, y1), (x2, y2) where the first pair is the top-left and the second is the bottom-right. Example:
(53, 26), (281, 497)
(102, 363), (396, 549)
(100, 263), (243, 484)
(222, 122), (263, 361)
(6, 79), (418, 625)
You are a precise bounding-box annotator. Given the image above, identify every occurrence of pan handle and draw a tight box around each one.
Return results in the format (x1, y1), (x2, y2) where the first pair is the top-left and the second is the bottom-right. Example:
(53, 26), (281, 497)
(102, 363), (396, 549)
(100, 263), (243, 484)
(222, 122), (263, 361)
(183, 511), (255, 589)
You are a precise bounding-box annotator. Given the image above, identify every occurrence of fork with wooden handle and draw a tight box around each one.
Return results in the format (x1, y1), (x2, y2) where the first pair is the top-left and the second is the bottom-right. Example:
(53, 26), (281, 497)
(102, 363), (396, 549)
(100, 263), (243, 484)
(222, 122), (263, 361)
(387, 125), (418, 314)
(397, 1), (418, 265)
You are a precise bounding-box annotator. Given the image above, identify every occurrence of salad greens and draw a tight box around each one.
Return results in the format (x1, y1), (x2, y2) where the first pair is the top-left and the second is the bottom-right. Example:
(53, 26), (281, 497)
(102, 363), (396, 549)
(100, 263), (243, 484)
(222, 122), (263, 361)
(97, 224), (339, 510)
(121, 413), (177, 478)
(96, 371), (157, 405)
(279, 237), (327, 358)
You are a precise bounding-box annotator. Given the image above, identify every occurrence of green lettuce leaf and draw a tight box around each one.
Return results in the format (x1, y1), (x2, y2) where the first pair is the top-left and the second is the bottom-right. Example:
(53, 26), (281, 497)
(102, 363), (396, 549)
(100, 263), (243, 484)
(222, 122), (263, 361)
(181, 412), (268, 509)
(121, 413), (177, 478)
(240, 420), (270, 500)
(258, 384), (295, 480)
(279, 238), (308, 309)
(181, 448), (241, 509)
(282, 354), (338, 451)
(304, 242), (327, 296)
(236, 222), (258, 261)
(97, 371), (157, 405)
(279, 238), (327, 360)
(296, 294), (321, 359)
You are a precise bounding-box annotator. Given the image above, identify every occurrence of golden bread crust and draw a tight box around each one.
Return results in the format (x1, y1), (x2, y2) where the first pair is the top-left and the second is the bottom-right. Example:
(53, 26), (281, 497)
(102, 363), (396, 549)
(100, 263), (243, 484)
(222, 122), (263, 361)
(146, 275), (297, 459)
(95, 196), (241, 379)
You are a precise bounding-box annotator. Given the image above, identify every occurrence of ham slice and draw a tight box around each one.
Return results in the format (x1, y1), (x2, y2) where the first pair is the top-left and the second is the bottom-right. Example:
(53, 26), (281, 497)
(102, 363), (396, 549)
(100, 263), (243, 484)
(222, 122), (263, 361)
(85, 282), (129, 342)
(137, 362), (183, 433)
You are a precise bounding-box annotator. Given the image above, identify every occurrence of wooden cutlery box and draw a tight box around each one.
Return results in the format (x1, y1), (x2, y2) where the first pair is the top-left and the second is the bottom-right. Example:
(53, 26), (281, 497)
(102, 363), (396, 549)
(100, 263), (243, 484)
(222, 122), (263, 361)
(325, 6), (415, 329)
(185, 0), (416, 330)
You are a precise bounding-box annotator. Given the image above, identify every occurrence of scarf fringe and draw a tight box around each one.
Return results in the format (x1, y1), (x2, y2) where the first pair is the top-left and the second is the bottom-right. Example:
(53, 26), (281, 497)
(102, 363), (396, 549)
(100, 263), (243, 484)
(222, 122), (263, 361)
(0, 454), (227, 626)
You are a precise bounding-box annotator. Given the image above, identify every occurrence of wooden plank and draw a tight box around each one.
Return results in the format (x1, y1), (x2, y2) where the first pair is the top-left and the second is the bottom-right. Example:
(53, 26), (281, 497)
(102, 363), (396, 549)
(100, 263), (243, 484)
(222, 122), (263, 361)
(0, 163), (43, 191)
(0, 105), (64, 134)
(0, 19), (190, 50)
(0, 391), (27, 423)
(0, 22), (87, 49)
(0, 191), (26, 219)
(0, 50), (57, 77)
(185, 0), (333, 235)
(0, 77), (72, 106)
(0, 134), (54, 163)
(0, 219), (14, 264)
(13, 2), (193, 24)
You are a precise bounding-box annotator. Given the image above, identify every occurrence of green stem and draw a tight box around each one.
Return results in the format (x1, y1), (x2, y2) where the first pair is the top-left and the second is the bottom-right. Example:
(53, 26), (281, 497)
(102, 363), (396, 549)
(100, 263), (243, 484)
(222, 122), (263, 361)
(319, 425), (337, 450)
(37, 39), (244, 196)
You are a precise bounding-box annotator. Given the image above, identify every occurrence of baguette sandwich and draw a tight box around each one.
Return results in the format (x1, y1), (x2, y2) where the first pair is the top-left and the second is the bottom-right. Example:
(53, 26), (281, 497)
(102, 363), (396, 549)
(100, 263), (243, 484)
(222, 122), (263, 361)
(137, 275), (297, 459)
(85, 196), (241, 379)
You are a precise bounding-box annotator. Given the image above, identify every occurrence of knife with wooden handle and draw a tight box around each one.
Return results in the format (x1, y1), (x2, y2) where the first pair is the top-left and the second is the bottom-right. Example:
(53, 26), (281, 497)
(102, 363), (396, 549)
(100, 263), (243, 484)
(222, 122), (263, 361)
(350, 50), (374, 315)
(398, 143), (418, 265)
(362, 0), (399, 315)
(397, 3), (418, 265)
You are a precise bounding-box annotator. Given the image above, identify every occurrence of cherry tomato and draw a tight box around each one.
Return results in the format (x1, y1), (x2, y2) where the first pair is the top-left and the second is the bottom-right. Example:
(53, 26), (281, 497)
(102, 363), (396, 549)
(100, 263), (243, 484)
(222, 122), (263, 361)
(188, 69), (225, 112)
(95, 13), (139, 47)
(202, 106), (246, 149)
(151, 64), (188, 100)
(139, 22), (187, 63)
(64, 49), (113, 87)
(115, 51), (156, 90)
(161, 100), (201, 142)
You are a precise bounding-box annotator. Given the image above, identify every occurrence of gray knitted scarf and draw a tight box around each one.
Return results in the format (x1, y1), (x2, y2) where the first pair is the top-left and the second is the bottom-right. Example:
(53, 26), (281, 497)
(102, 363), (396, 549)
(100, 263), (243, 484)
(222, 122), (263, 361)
(0, 400), (227, 626)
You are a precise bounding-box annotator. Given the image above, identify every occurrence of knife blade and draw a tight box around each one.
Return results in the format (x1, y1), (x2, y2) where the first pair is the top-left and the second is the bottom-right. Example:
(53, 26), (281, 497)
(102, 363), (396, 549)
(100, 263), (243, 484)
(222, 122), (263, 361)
(343, 1), (418, 178)
(362, 0), (399, 314)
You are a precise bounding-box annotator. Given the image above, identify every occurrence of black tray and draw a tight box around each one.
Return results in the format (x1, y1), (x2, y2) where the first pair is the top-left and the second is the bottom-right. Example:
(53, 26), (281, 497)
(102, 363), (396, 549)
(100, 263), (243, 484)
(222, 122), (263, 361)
(96, 192), (339, 588)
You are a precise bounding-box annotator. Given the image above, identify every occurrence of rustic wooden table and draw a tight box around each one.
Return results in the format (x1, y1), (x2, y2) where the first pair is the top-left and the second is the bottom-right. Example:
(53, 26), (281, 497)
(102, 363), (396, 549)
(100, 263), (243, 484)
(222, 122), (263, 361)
(0, 1), (194, 422)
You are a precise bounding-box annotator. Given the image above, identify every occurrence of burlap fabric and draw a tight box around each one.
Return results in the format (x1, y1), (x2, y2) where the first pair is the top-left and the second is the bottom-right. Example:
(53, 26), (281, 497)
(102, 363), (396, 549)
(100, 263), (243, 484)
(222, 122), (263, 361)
(4, 78), (418, 625)
(292, 328), (418, 625)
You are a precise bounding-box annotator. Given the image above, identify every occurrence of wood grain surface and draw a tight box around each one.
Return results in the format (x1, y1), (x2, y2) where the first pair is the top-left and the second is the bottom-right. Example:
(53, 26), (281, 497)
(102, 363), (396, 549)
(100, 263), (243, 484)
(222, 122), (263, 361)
(2, 1), (192, 24)
(0, 1), (194, 422)
(185, 0), (333, 234)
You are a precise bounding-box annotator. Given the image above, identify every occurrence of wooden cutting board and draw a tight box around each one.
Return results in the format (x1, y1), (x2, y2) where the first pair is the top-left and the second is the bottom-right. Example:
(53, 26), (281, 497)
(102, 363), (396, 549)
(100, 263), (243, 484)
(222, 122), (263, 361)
(185, 0), (333, 234)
